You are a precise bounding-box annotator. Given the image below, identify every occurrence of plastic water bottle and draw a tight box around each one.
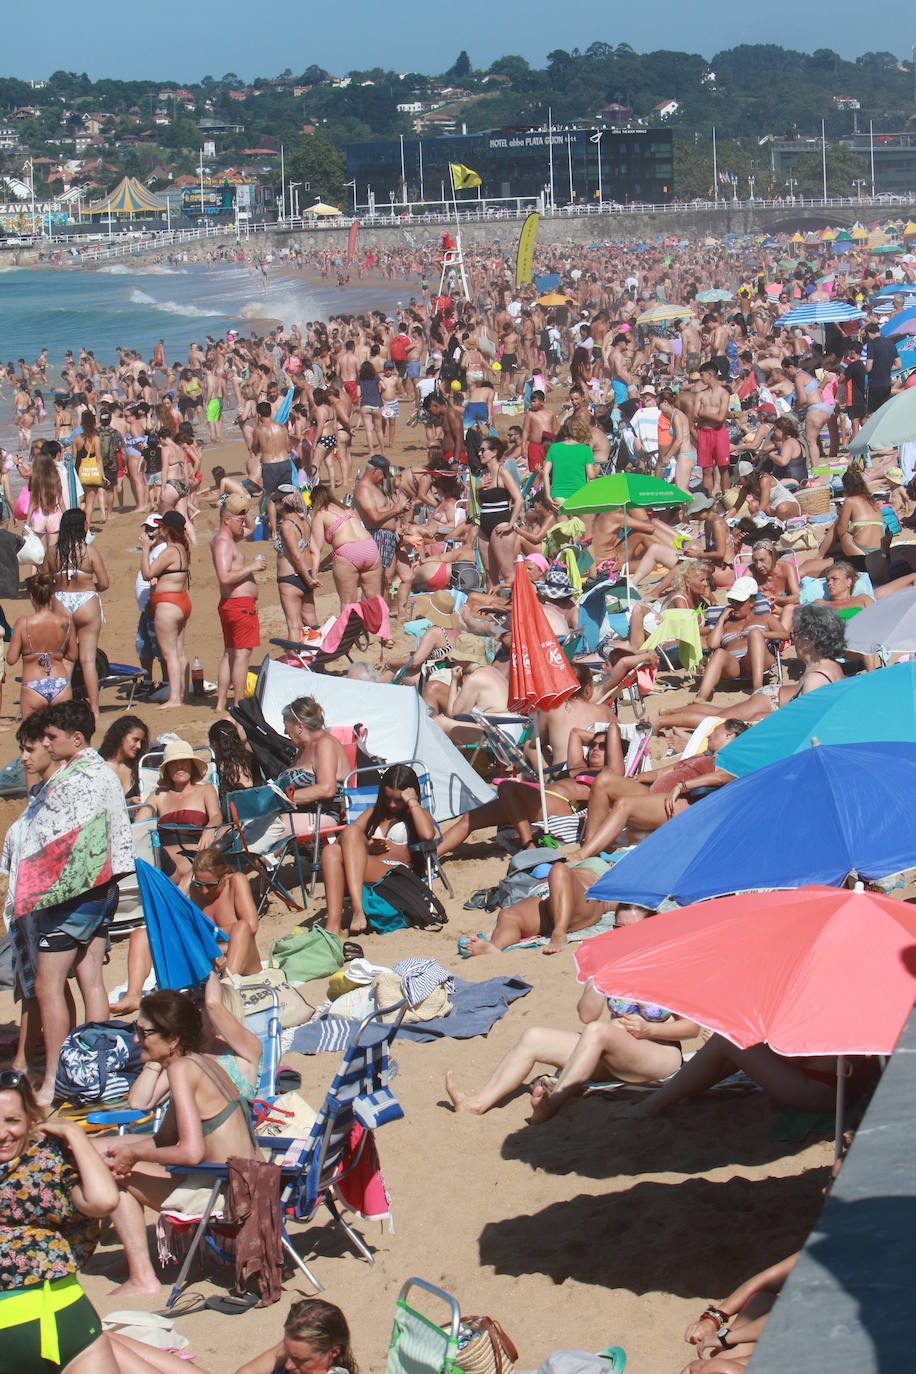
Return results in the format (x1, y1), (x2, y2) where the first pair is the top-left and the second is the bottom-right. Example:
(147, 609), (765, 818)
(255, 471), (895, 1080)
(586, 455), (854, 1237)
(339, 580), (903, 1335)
(191, 657), (204, 697)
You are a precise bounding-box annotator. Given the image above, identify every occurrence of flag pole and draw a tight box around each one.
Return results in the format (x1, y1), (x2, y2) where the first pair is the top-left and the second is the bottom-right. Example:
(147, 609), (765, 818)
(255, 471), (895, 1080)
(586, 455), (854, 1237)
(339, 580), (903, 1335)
(448, 164), (471, 301)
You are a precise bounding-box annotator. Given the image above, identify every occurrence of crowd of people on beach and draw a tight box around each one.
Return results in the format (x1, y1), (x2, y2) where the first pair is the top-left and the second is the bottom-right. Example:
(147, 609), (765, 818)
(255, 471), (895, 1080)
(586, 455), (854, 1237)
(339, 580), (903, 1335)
(1, 221), (915, 1372)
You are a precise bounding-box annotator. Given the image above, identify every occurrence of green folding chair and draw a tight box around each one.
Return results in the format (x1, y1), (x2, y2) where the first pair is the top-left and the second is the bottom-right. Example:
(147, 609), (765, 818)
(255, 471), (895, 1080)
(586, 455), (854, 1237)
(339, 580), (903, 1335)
(387, 1278), (461, 1374)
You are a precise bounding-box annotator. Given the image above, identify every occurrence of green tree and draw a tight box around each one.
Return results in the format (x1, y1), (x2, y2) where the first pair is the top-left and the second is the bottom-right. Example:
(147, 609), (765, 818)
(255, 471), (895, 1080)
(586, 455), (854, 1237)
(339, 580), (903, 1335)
(449, 51), (471, 80)
(789, 146), (869, 197)
(286, 130), (346, 205)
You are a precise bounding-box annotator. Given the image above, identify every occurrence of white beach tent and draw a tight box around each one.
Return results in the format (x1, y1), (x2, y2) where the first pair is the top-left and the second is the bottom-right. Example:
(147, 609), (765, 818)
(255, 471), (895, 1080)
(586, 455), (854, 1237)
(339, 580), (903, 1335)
(255, 660), (495, 821)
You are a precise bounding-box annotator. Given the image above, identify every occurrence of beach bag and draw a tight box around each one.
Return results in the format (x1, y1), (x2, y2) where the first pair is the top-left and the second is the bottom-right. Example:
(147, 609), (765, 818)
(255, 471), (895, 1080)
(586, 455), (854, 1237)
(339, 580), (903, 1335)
(268, 926), (343, 982)
(14, 486), (30, 521)
(365, 867), (447, 931)
(232, 969), (315, 1029)
(496, 848), (557, 908)
(54, 1020), (143, 1104)
(76, 443), (104, 488)
(457, 1317), (518, 1374)
(17, 527), (45, 565)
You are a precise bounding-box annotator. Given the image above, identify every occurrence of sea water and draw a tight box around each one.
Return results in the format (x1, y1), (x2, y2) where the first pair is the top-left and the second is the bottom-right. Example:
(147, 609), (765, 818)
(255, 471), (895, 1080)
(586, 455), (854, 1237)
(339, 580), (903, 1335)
(0, 261), (404, 376)
(0, 260), (405, 449)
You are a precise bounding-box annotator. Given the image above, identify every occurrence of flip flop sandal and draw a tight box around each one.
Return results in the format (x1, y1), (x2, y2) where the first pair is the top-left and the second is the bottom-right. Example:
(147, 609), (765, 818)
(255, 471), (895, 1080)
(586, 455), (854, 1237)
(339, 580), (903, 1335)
(342, 940), (364, 960)
(463, 889), (496, 911)
(204, 1293), (260, 1316)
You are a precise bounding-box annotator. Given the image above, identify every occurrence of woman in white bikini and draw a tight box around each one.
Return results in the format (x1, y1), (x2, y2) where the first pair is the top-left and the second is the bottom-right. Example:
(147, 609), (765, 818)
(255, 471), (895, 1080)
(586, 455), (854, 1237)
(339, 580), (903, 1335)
(43, 508), (109, 719)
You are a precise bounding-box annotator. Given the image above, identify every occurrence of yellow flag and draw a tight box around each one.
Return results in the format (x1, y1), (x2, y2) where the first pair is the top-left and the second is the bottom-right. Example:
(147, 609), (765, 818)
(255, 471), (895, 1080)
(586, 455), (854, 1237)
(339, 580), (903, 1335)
(450, 163), (481, 189)
(515, 211), (539, 286)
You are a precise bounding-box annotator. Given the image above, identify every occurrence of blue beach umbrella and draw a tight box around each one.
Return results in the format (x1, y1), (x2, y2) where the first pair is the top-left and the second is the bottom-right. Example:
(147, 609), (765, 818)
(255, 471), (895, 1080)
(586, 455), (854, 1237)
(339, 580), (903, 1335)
(716, 661), (916, 776)
(586, 742), (916, 909)
(535, 272), (562, 291)
(775, 302), (865, 327)
(881, 305), (916, 337)
(135, 857), (226, 990)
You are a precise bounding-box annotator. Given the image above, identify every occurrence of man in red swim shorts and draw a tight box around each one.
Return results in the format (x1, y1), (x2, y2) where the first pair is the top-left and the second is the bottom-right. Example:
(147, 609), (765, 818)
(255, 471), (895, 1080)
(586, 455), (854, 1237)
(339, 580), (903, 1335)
(696, 360), (732, 497)
(210, 493), (265, 711)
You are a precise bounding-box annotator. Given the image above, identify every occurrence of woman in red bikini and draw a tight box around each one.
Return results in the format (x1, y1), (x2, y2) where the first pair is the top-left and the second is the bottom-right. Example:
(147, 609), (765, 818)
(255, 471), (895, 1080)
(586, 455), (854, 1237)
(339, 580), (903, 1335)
(138, 739), (221, 891)
(140, 510), (192, 710)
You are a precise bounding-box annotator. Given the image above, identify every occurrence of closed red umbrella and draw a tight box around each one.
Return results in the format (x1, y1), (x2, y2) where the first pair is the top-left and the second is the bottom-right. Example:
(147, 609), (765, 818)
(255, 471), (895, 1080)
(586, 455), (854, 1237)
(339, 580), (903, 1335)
(508, 559), (579, 712)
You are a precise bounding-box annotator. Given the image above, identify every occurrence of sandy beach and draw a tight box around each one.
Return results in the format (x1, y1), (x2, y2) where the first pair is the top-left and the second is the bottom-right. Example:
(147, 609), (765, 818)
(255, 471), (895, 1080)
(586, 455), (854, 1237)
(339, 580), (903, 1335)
(0, 409), (837, 1374)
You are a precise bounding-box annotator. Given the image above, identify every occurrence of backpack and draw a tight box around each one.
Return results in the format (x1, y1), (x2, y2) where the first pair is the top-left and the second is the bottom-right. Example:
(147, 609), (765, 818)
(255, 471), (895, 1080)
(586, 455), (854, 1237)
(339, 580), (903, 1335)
(365, 867), (447, 931)
(98, 426), (124, 485)
(54, 1020), (143, 1104)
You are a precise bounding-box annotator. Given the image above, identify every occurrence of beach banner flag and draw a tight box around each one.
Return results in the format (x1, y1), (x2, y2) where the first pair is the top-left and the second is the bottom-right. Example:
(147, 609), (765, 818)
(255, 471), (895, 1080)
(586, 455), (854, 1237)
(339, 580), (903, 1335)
(450, 163), (481, 189)
(516, 212), (540, 287)
(347, 219), (359, 264)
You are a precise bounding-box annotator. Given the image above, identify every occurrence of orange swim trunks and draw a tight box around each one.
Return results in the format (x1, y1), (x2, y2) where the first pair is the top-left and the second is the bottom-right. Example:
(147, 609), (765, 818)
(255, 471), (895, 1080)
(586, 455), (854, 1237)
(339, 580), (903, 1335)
(218, 595), (260, 650)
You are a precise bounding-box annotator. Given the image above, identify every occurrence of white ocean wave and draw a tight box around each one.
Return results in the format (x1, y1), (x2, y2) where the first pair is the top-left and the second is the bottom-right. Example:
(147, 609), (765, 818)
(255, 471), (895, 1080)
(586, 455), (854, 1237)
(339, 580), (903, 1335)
(128, 288), (217, 318)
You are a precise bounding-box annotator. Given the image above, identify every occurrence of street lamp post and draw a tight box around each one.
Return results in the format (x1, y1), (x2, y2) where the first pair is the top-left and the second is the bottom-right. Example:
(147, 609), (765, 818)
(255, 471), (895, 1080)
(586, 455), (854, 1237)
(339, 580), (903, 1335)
(786, 175), (798, 203)
(288, 181), (300, 220)
(590, 129), (604, 206)
(747, 174), (755, 201)
(853, 178), (865, 202)
(198, 148), (205, 225)
(345, 178), (357, 213)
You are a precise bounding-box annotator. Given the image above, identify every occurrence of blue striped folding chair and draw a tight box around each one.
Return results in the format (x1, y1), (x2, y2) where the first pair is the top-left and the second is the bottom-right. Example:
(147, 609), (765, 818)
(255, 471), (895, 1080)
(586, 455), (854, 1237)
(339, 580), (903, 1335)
(164, 999), (407, 1305)
(343, 763), (452, 897)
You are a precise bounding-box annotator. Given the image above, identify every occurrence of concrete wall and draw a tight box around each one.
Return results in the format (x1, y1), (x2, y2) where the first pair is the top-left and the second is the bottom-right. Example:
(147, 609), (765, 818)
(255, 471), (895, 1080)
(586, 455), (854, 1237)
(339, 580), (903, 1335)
(11, 197), (916, 269)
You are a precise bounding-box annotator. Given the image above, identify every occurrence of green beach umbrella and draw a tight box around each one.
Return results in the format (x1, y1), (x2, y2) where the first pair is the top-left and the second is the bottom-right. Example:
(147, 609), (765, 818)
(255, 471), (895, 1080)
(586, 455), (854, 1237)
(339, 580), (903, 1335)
(561, 473), (690, 514)
(562, 474), (690, 602)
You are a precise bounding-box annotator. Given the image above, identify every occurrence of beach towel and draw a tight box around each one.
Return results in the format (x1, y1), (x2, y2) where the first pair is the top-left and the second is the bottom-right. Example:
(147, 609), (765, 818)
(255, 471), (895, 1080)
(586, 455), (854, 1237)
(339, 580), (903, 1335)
(287, 975), (532, 1053)
(334, 1122), (393, 1226)
(12, 747), (133, 920)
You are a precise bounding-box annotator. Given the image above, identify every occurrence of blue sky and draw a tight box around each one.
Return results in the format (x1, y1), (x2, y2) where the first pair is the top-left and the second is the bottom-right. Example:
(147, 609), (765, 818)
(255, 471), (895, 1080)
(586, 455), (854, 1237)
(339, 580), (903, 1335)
(7, 2), (913, 81)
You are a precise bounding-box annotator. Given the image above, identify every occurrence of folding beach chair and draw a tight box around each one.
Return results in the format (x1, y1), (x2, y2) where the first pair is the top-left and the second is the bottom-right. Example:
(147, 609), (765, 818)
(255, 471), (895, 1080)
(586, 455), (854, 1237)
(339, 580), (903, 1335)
(386, 1278), (462, 1374)
(163, 999), (407, 1306)
(224, 785), (305, 914)
(340, 763), (453, 897)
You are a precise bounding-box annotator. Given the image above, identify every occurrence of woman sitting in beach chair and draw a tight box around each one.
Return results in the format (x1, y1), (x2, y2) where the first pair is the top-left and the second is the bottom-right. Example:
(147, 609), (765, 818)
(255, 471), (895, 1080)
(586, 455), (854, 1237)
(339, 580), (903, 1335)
(445, 926), (699, 1121)
(654, 604), (845, 732)
(320, 764), (436, 936)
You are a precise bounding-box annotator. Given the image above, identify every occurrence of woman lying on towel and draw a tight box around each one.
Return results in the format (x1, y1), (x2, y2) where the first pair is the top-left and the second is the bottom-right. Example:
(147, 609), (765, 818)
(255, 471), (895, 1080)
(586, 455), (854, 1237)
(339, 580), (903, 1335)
(446, 923), (700, 1121)
(94, 985), (261, 1297)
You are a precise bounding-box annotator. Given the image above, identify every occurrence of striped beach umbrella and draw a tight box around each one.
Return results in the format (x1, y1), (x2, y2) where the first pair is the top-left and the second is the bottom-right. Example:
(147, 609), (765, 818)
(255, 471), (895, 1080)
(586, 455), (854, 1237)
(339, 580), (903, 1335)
(775, 302), (865, 327)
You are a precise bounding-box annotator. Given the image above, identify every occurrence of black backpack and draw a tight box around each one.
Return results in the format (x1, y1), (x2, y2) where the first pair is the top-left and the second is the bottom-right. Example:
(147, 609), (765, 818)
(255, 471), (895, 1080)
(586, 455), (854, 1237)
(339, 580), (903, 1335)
(368, 867), (447, 931)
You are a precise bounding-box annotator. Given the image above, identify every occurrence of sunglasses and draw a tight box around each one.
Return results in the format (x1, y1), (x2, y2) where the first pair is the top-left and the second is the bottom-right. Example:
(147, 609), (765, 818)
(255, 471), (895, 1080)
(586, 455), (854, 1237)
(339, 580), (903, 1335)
(131, 1022), (162, 1041)
(191, 875), (221, 888)
(0, 1069), (26, 1089)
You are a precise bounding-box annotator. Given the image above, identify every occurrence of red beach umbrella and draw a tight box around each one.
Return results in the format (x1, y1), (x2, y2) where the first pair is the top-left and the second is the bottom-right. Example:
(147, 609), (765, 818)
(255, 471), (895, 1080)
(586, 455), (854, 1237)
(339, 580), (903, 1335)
(575, 885), (916, 1058)
(575, 885), (916, 1158)
(508, 560), (578, 712)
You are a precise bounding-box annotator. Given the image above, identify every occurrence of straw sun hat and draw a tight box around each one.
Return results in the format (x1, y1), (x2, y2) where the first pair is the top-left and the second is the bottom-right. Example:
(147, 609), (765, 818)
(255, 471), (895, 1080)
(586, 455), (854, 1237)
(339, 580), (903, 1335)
(158, 739), (208, 786)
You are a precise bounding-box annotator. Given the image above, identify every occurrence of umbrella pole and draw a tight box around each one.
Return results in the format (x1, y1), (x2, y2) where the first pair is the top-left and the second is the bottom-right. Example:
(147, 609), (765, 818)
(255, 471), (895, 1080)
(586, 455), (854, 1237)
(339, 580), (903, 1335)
(534, 734), (550, 836)
(834, 1055), (846, 1165)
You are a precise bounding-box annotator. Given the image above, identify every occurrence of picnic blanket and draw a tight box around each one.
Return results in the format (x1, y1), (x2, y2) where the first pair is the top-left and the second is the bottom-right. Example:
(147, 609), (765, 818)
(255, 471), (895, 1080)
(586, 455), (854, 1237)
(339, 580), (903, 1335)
(288, 975), (532, 1054)
(12, 747), (133, 920)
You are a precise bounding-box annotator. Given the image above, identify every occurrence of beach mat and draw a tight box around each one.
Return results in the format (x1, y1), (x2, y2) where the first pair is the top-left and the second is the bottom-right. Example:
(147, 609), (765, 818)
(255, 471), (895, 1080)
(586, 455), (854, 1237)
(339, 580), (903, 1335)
(287, 975), (532, 1054)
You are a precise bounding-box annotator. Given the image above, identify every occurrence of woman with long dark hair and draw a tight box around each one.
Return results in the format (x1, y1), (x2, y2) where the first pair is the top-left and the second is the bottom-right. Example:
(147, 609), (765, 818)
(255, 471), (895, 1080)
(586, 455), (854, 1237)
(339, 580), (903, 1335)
(44, 507), (109, 718)
(99, 714), (149, 801)
(72, 409), (104, 526)
(319, 763), (435, 935)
